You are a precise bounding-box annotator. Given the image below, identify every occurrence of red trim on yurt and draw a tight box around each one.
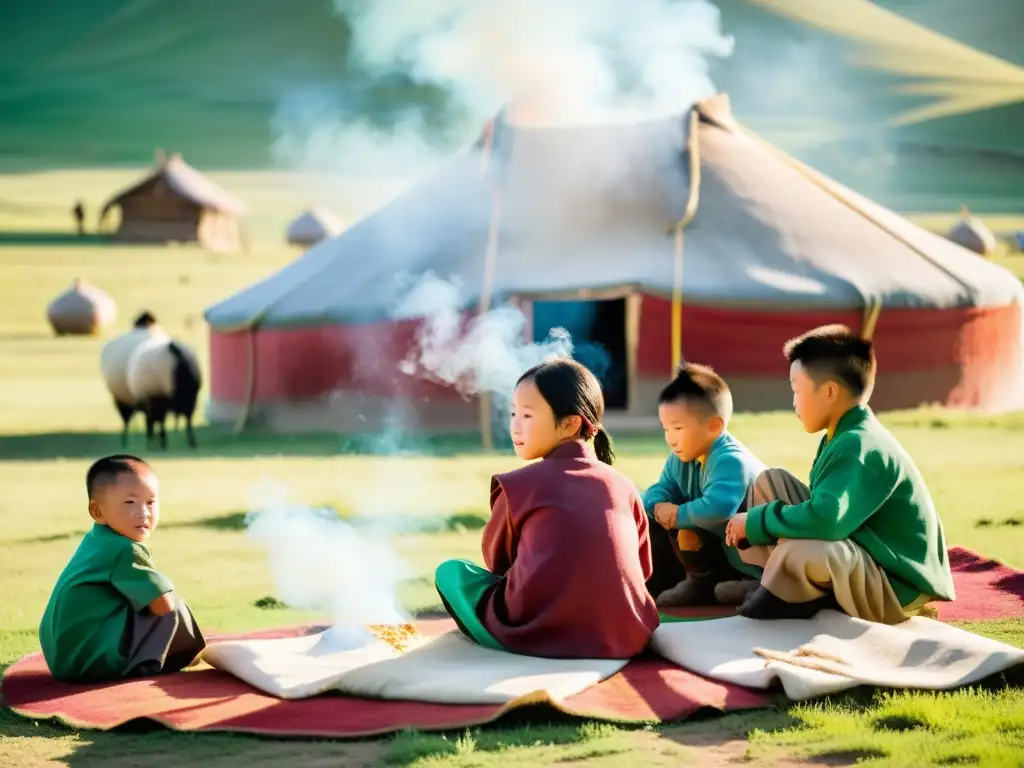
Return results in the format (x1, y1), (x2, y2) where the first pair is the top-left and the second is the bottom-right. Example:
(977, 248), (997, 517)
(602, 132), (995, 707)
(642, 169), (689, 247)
(638, 297), (1022, 379)
(209, 297), (1021, 412)
(637, 300), (862, 377)
(209, 319), (470, 404)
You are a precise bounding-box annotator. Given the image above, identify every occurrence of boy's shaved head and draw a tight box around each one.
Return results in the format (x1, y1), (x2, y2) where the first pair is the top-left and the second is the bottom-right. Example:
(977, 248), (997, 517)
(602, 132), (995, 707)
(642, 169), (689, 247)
(86, 455), (152, 499)
(658, 362), (734, 424)
(783, 324), (877, 399)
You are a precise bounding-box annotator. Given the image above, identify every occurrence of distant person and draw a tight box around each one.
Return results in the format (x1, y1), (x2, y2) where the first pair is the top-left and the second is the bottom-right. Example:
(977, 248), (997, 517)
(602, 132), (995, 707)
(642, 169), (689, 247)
(39, 455), (206, 682)
(72, 201), (85, 235)
(434, 357), (659, 659)
(642, 363), (767, 608)
(725, 325), (955, 624)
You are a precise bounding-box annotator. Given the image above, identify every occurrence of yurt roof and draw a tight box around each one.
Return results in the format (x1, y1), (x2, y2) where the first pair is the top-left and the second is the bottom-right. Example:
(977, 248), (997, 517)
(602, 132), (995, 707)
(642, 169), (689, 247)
(101, 153), (248, 218)
(286, 208), (345, 240)
(205, 94), (1023, 332)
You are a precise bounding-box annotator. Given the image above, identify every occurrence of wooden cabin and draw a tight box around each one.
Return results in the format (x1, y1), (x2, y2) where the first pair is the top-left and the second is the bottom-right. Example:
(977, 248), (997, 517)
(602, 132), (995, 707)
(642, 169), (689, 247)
(99, 151), (247, 253)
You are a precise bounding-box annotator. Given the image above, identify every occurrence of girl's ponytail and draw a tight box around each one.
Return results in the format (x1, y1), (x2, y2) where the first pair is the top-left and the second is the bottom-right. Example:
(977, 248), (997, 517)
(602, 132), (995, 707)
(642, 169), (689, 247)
(593, 425), (615, 465)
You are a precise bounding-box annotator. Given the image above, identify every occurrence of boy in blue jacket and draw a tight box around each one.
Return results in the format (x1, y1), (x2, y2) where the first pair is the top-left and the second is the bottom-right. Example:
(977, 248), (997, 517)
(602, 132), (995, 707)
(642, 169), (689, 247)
(643, 363), (766, 607)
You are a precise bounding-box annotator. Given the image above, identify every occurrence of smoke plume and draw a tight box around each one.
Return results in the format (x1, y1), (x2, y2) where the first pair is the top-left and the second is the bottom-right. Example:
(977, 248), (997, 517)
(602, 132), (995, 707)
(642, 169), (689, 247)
(272, 0), (734, 175)
(339, 0), (733, 124)
(245, 478), (412, 648)
(253, 1), (737, 631)
(394, 272), (574, 405)
(270, 84), (447, 178)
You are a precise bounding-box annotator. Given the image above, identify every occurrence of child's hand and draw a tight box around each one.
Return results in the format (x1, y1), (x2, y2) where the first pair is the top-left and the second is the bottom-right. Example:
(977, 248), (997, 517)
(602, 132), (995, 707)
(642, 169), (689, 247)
(147, 592), (176, 617)
(725, 513), (748, 546)
(653, 503), (678, 529)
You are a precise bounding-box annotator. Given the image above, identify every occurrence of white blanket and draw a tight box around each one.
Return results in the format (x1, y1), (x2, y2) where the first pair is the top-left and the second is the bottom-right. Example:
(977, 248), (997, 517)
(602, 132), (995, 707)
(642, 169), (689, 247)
(201, 629), (628, 704)
(651, 611), (1024, 701)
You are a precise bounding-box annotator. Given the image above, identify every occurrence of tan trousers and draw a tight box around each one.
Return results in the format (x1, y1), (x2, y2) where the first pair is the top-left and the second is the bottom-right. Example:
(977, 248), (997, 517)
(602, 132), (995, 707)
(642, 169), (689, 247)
(740, 469), (924, 626)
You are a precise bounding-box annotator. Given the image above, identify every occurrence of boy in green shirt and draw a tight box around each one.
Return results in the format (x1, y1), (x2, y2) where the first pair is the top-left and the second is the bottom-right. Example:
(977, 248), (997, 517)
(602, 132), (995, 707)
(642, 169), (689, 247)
(724, 325), (955, 624)
(39, 455), (206, 682)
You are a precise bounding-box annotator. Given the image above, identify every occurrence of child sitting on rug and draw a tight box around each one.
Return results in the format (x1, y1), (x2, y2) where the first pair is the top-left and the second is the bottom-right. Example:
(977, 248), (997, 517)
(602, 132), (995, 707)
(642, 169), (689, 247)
(725, 324), (956, 624)
(435, 357), (659, 659)
(643, 363), (766, 608)
(39, 455), (206, 682)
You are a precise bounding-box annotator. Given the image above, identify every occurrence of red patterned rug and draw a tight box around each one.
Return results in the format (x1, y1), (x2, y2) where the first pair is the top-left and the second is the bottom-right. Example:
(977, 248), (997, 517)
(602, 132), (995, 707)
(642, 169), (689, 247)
(2, 546), (1018, 738)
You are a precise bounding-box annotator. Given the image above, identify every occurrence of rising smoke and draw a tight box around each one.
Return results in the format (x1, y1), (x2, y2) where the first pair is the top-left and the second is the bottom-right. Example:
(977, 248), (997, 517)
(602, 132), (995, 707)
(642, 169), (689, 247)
(244, 477), (414, 649)
(272, 0), (735, 176)
(243, 272), (608, 642)
(394, 271), (574, 405)
(338, 0), (733, 124)
(252, 0), (737, 637)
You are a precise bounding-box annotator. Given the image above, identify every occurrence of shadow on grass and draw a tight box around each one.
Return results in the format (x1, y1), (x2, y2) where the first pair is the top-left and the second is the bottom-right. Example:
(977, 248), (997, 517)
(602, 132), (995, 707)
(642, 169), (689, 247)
(48, 702), (789, 767)
(974, 517), (1023, 528)
(0, 231), (114, 247)
(744, 680), (1024, 767)
(0, 330), (68, 342)
(0, 426), (493, 461)
(0, 427), (670, 462)
(166, 510), (250, 532)
(9, 507), (490, 547)
(0, 707), (378, 767)
(162, 507), (490, 535)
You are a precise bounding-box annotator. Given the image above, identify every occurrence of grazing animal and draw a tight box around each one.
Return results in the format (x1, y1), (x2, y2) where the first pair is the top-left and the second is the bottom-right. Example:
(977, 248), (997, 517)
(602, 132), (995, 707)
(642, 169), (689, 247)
(126, 336), (202, 450)
(99, 312), (168, 446)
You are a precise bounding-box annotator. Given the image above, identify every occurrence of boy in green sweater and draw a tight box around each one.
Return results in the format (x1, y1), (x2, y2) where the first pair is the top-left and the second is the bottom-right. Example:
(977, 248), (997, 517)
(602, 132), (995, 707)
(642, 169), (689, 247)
(724, 325), (955, 624)
(39, 455), (206, 681)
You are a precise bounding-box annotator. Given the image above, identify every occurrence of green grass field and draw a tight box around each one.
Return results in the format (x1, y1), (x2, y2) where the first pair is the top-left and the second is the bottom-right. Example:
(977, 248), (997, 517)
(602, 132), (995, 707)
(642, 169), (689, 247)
(1, 176), (1023, 766)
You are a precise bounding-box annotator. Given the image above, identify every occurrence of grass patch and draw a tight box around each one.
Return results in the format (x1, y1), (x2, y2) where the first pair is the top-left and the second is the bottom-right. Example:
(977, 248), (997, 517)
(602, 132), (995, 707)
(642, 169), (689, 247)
(748, 687), (1024, 767)
(252, 595), (287, 610)
(383, 723), (644, 767)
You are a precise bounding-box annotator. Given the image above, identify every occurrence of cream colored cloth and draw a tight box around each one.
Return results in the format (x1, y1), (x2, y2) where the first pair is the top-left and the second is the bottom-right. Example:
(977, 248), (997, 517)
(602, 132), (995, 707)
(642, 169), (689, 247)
(651, 611), (1024, 701)
(741, 468), (911, 625)
(201, 629), (628, 704)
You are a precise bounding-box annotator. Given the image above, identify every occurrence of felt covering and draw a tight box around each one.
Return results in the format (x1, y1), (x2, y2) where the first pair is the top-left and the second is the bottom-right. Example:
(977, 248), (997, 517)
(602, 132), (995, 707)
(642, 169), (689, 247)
(200, 628), (628, 704)
(652, 611), (1024, 701)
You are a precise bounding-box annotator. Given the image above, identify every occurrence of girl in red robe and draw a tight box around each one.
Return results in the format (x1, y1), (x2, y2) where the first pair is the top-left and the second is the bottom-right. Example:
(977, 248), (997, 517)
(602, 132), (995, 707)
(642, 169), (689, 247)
(435, 357), (660, 659)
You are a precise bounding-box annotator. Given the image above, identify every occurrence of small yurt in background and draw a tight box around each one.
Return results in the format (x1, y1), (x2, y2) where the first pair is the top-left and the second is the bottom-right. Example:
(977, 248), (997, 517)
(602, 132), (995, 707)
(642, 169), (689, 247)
(946, 207), (998, 256)
(286, 207), (344, 248)
(47, 278), (118, 336)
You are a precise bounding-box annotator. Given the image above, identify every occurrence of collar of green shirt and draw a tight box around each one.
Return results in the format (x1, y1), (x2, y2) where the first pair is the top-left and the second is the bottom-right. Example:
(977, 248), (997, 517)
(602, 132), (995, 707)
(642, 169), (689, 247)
(828, 404), (871, 443)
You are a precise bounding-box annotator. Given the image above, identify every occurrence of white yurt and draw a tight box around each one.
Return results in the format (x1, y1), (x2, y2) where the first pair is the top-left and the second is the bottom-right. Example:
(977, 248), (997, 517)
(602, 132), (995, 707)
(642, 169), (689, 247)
(47, 278), (118, 336)
(286, 207), (345, 248)
(946, 208), (998, 256)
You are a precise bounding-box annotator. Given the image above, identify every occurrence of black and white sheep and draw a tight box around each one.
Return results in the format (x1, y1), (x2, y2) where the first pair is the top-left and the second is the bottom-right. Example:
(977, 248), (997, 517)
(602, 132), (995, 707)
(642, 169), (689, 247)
(126, 335), (203, 450)
(100, 312), (168, 446)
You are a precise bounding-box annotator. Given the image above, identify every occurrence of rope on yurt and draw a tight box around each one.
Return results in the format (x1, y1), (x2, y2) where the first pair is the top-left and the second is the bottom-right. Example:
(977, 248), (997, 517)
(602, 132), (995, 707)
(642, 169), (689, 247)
(477, 116), (503, 450)
(862, 299), (882, 341)
(734, 122), (974, 343)
(669, 107), (704, 371)
(233, 328), (258, 434)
